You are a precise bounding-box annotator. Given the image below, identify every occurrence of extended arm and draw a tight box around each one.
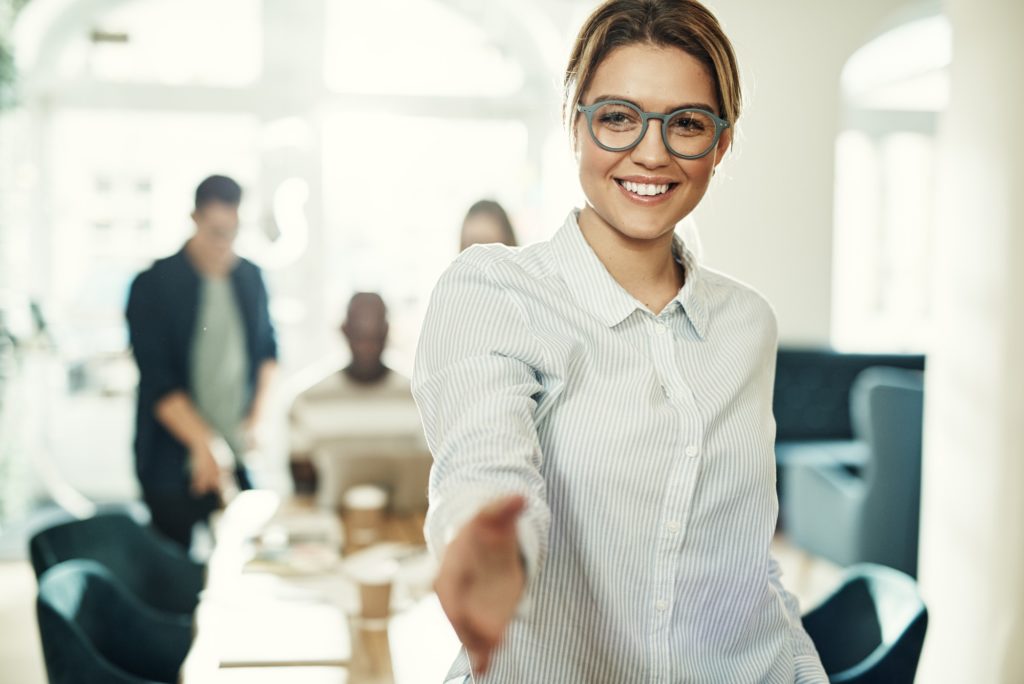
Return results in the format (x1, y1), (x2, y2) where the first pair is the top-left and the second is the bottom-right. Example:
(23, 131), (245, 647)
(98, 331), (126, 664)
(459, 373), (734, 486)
(413, 255), (552, 674)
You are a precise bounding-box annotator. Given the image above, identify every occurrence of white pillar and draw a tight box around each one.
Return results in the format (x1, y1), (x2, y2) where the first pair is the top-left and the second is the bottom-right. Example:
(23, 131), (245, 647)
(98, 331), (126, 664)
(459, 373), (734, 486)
(916, 0), (1024, 681)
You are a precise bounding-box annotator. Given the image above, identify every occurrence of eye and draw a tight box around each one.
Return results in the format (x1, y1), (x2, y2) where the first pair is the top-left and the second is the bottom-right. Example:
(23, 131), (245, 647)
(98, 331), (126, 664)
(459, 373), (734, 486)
(594, 103), (641, 131)
(668, 111), (712, 137)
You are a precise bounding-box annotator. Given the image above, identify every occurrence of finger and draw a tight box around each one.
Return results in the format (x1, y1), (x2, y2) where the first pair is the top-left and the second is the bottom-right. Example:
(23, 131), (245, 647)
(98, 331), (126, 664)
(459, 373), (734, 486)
(202, 471), (221, 495)
(459, 622), (497, 664)
(192, 469), (210, 495)
(478, 495), (526, 529)
(470, 648), (492, 677)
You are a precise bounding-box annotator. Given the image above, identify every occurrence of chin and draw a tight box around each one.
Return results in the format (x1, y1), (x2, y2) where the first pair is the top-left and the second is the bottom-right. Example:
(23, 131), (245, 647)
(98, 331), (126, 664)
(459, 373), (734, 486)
(605, 207), (683, 243)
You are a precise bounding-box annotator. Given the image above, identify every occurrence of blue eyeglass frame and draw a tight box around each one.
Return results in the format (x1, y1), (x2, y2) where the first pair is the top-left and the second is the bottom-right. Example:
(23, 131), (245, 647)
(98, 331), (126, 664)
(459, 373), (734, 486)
(576, 99), (731, 160)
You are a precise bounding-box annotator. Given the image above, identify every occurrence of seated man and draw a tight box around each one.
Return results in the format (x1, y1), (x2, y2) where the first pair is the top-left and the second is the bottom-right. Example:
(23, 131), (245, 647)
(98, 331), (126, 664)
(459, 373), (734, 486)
(288, 293), (430, 514)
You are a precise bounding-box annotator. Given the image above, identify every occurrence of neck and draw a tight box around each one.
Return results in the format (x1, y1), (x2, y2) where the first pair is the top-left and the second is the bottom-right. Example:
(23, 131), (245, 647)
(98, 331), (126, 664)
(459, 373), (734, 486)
(343, 364), (389, 384)
(185, 239), (234, 278)
(578, 207), (684, 313)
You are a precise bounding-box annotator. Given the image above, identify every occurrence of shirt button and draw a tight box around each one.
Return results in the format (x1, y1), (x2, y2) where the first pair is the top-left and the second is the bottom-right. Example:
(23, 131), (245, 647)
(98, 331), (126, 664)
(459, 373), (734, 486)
(666, 520), (681, 534)
(685, 445), (699, 458)
(655, 599), (668, 612)
(655, 324), (668, 335)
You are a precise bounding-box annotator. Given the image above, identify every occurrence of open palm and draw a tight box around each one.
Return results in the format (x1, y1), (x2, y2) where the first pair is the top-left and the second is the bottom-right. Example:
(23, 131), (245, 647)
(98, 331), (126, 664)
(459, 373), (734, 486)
(435, 495), (527, 676)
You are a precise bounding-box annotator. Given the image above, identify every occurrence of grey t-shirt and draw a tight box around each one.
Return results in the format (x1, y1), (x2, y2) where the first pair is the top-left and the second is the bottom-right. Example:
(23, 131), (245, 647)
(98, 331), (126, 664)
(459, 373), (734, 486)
(191, 276), (249, 460)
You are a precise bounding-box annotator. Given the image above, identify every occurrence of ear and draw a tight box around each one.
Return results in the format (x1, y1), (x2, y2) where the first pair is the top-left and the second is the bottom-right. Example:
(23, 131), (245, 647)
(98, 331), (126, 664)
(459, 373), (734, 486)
(714, 127), (733, 167)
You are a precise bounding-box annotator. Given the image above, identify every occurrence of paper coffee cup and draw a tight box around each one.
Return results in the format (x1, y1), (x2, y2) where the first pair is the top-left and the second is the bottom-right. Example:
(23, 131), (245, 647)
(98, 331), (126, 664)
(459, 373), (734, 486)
(359, 579), (393, 621)
(341, 485), (388, 552)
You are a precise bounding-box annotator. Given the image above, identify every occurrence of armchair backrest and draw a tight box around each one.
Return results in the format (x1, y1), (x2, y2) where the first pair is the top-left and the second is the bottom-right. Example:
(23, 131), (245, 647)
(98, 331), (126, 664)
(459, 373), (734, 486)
(37, 559), (192, 684)
(803, 563), (928, 683)
(29, 512), (204, 615)
(849, 366), (925, 576)
(774, 348), (925, 442)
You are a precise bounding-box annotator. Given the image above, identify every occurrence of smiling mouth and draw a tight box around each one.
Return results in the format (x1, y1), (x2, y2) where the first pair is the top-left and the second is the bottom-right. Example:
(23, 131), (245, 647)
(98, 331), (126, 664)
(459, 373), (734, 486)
(615, 179), (679, 198)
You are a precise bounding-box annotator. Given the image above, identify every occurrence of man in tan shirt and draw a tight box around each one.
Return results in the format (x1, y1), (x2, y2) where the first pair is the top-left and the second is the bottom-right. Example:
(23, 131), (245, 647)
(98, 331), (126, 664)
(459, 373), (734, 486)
(288, 293), (429, 513)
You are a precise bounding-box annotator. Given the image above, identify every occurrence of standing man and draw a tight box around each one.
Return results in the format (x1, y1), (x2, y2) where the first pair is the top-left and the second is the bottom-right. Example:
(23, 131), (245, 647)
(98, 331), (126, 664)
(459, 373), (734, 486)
(126, 174), (277, 549)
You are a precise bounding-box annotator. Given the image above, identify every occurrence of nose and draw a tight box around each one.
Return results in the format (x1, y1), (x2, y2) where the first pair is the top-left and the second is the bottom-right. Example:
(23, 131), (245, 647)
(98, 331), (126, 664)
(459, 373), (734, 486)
(629, 119), (671, 167)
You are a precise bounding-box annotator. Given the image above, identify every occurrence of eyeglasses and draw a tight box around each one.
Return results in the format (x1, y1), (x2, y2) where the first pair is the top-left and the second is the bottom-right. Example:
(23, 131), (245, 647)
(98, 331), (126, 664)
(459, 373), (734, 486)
(576, 99), (730, 160)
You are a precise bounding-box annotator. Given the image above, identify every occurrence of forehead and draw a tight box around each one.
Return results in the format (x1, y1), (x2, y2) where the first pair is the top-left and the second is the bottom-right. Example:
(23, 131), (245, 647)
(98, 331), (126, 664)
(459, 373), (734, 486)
(463, 213), (505, 233)
(585, 43), (717, 111)
(196, 201), (239, 223)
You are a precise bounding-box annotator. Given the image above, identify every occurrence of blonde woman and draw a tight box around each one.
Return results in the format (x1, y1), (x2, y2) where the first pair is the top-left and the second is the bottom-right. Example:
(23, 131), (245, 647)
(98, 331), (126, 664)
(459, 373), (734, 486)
(413, 1), (827, 681)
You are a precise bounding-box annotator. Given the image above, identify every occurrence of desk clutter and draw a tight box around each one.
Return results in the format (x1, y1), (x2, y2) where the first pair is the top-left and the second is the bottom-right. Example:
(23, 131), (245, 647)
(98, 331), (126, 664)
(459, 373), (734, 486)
(28, 490), (447, 684)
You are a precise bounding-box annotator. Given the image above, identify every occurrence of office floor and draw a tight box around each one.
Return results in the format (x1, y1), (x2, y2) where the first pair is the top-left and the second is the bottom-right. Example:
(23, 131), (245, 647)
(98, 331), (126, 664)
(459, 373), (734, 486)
(0, 561), (46, 684)
(0, 530), (842, 684)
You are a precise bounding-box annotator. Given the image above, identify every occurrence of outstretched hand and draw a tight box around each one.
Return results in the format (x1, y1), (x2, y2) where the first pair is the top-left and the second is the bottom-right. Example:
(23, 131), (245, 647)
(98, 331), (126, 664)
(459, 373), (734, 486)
(434, 495), (527, 676)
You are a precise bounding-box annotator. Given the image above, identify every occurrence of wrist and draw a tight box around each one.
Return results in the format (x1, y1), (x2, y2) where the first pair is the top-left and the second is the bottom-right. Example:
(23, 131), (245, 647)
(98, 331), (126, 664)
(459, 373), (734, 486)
(187, 429), (214, 452)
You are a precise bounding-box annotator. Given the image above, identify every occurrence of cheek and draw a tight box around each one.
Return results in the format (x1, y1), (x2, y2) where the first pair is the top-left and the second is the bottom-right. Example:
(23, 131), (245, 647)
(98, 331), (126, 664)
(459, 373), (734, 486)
(577, 142), (616, 182)
(677, 157), (713, 182)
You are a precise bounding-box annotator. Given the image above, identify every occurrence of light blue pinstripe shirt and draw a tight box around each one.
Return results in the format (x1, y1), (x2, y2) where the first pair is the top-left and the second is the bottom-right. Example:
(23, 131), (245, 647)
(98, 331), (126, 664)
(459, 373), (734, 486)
(413, 210), (827, 683)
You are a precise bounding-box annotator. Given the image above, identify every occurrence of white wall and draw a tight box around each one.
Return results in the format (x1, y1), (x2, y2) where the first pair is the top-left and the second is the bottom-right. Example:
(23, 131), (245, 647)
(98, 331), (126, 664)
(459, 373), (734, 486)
(691, 0), (921, 345)
(916, 0), (1024, 680)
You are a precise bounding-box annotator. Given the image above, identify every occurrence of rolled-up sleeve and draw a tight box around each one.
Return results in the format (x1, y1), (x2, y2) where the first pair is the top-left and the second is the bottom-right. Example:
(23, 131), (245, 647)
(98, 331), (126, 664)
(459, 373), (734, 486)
(126, 272), (182, 404)
(412, 254), (551, 601)
(254, 268), (278, 363)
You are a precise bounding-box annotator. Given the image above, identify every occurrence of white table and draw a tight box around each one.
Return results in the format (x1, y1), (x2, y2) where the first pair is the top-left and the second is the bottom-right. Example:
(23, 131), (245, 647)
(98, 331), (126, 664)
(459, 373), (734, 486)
(180, 490), (455, 684)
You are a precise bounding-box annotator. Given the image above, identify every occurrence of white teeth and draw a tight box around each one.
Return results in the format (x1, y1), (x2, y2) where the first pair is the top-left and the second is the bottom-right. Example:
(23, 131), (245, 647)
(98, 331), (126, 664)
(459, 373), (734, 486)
(622, 181), (670, 196)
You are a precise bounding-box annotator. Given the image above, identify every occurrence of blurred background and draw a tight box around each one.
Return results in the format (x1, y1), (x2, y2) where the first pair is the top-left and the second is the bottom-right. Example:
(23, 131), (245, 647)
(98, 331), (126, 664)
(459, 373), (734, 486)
(1, 0), (1021, 682)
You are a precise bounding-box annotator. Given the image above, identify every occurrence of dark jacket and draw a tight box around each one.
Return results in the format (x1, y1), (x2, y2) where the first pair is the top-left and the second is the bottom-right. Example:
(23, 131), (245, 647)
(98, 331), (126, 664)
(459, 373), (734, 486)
(125, 247), (277, 492)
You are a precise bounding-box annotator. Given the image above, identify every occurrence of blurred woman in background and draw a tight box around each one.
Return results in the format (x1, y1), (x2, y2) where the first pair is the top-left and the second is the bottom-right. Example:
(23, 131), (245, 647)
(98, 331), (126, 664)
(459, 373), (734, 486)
(459, 199), (518, 252)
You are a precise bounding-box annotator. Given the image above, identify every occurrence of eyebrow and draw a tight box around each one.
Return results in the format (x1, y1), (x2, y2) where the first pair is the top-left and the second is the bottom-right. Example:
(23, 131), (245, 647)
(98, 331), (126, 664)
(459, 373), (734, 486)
(589, 94), (718, 114)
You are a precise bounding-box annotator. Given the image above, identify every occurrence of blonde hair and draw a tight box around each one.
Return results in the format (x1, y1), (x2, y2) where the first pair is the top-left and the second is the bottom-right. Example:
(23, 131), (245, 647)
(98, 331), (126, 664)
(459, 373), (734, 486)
(563, 0), (742, 149)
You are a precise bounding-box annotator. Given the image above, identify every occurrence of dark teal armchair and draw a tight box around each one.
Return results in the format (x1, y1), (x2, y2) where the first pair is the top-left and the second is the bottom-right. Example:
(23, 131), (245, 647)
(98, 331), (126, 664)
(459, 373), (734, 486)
(29, 511), (205, 616)
(803, 563), (927, 683)
(36, 559), (193, 684)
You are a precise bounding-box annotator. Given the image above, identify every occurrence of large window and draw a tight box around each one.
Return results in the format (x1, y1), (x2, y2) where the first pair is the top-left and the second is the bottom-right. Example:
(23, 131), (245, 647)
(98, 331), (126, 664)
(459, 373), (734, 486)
(48, 109), (261, 358)
(321, 112), (530, 373)
(54, 0), (262, 86)
(831, 13), (950, 352)
(324, 0), (524, 97)
(3, 0), (575, 505)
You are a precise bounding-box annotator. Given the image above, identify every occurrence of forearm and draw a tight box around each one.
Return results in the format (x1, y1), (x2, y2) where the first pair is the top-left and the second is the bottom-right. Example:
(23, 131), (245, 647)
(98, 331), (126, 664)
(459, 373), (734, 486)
(154, 391), (213, 448)
(248, 359), (277, 421)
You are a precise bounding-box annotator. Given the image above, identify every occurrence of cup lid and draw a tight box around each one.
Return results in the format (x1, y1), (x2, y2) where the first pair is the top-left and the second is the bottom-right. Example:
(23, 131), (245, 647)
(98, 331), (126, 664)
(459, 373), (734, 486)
(343, 484), (388, 509)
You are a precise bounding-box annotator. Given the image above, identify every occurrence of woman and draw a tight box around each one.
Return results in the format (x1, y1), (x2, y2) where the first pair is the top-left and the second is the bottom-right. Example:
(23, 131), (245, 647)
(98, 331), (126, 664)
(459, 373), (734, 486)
(460, 199), (518, 252)
(413, 1), (827, 681)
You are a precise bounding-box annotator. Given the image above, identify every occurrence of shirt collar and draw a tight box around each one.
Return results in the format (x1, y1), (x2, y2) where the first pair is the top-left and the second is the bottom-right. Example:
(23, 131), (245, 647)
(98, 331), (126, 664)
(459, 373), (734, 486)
(552, 210), (709, 339)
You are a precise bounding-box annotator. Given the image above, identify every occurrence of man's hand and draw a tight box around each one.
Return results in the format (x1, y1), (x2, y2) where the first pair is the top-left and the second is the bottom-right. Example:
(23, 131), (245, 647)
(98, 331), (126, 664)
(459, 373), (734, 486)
(435, 495), (527, 676)
(241, 412), (267, 452)
(188, 440), (222, 496)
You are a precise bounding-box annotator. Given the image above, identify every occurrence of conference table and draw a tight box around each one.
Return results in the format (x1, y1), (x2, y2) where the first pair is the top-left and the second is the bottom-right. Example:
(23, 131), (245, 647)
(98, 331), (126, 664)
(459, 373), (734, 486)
(179, 490), (459, 684)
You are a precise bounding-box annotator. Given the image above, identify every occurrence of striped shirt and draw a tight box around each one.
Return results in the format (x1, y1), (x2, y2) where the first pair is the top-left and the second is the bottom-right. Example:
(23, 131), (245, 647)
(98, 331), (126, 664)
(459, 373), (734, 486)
(413, 210), (827, 683)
